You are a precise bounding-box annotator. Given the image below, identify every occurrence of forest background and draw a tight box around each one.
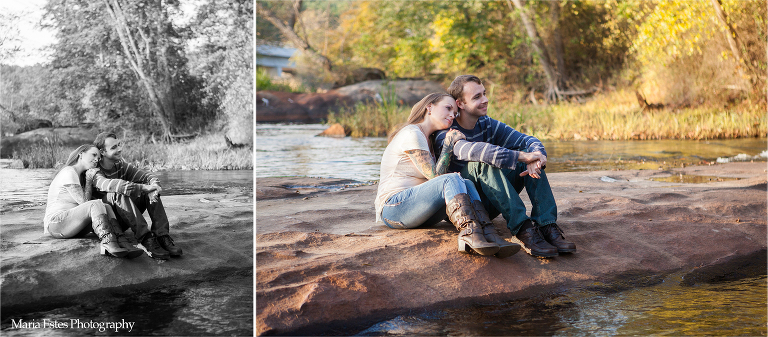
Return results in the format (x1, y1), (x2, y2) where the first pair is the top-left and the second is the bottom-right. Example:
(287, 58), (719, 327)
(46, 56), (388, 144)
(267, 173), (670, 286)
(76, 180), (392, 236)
(1, 0), (253, 169)
(257, 0), (766, 141)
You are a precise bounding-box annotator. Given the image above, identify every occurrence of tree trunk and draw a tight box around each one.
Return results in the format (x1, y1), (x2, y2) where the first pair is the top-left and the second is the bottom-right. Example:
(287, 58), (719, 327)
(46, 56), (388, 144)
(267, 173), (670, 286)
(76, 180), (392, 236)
(102, 0), (173, 138)
(507, 0), (561, 102)
(709, 0), (752, 88)
(256, 1), (333, 72)
(550, 0), (568, 89)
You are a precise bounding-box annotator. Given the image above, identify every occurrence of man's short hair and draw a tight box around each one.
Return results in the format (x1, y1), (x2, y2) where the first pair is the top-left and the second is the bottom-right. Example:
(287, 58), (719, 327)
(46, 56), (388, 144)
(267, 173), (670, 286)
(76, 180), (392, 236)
(447, 75), (483, 103)
(93, 132), (118, 151)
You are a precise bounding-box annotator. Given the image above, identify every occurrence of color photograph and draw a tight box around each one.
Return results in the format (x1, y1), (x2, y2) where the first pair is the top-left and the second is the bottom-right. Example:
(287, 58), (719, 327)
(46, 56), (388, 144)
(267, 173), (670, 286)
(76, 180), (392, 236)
(256, 0), (766, 336)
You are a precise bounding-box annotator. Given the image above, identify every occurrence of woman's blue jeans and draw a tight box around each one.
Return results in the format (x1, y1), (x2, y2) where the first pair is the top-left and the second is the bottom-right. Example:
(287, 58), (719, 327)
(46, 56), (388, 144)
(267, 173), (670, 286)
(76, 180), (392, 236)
(381, 173), (482, 229)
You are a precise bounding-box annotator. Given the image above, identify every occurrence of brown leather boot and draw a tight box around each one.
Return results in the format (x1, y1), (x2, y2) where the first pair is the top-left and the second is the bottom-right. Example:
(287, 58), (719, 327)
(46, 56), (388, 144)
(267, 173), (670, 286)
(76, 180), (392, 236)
(92, 214), (130, 258)
(446, 194), (499, 256)
(109, 218), (144, 259)
(472, 200), (521, 258)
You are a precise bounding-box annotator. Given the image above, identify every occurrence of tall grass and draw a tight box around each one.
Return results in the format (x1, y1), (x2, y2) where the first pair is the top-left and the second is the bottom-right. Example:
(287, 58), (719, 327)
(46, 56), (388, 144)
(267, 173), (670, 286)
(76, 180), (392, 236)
(327, 85), (410, 138)
(329, 89), (767, 140)
(12, 133), (253, 170)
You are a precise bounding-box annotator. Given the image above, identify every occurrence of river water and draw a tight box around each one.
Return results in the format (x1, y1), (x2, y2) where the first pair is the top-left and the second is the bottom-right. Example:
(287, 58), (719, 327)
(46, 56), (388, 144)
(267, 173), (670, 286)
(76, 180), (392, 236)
(256, 124), (767, 181)
(0, 168), (253, 336)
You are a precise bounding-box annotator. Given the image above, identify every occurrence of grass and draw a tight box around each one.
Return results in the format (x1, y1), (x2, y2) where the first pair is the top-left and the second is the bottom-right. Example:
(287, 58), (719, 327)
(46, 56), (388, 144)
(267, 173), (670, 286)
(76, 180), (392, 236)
(12, 133), (253, 170)
(327, 89), (767, 140)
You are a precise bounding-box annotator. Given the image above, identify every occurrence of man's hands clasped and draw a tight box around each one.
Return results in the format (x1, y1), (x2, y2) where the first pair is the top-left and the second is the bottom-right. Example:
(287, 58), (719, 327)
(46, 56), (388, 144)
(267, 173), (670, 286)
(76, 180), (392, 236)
(518, 151), (547, 179)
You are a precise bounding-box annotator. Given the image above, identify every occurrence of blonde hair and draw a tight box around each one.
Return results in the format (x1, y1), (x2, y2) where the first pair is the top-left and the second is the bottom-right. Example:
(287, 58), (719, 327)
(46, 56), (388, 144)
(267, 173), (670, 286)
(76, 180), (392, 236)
(54, 144), (97, 187)
(387, 93), (452, 144)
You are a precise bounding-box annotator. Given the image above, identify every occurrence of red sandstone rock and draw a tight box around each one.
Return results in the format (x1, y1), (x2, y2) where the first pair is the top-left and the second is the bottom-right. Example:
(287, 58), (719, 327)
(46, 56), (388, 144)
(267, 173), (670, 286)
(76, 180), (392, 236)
(255, 163), (768, 335)
(317, 123), (348, 137)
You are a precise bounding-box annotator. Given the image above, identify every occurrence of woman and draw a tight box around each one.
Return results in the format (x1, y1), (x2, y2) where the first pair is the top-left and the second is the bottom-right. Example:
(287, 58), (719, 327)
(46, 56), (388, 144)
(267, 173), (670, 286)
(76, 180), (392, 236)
(44, 144), (143, 258)
(375, 93), (516, 257)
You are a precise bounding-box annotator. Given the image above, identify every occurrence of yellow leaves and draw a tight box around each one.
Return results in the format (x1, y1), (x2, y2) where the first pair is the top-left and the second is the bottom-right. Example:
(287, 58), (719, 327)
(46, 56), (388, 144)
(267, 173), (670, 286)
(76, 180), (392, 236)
(631, 0), (722, 67)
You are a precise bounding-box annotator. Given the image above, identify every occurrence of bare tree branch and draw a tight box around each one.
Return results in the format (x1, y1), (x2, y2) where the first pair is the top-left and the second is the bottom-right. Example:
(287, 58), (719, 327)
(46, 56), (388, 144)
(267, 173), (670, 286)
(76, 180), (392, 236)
(256, 1), (333, 72)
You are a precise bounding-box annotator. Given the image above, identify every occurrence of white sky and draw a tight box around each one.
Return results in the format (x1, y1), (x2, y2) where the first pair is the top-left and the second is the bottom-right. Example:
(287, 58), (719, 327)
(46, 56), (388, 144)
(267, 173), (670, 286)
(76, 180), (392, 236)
(0, 0), (202, 67)
(1, 0), (56, 66)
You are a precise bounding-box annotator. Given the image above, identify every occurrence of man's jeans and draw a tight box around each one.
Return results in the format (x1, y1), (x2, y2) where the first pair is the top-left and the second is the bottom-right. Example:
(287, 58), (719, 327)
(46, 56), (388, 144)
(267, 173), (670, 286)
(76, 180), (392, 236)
(381, 173), (482, 229)
(102, 192), (170, 240)
(461, 161), (557, 235)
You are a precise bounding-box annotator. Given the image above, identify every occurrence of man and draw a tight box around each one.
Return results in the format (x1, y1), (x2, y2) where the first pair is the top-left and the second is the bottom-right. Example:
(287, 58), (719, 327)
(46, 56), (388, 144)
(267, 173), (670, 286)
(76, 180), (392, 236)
(90, 132), (182, 260)
(435, 75), (576, 258)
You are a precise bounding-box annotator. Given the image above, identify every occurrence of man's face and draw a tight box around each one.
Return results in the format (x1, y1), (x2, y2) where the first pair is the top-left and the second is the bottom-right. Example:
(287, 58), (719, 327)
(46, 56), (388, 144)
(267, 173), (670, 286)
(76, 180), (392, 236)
(458, 82), (488, 118)
(101, 137), (123, 161)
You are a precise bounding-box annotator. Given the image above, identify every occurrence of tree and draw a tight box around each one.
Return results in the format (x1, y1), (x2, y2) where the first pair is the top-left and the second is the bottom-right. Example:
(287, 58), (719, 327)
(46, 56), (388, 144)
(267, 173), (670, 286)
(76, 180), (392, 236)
(507, 0), (561, 102)
(43, 0), (211, 137)
(709, 0), (752, 88)
(101, 0), (180, 138)
(550, 1), (568, 89)
(256, 0), (333, 72)
(187, 0), (253, 144)
(0, 12), (22, 62)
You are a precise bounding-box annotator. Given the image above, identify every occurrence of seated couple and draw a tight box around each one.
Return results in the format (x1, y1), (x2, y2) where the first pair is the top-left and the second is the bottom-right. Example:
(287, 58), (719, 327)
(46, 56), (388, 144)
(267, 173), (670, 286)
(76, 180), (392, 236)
(375, 75), (576, 258)
(43, 132), (182, 260)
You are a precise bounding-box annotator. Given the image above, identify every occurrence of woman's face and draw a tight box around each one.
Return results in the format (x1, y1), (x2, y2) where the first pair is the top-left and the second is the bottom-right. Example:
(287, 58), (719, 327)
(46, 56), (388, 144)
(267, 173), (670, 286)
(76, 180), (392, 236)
(78, 147), (101, 169)
(427, 96), (458, 130)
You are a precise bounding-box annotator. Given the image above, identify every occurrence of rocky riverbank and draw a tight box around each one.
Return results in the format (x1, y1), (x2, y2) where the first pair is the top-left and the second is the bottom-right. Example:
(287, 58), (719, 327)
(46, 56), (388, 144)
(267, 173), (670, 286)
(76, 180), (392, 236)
(256, 80), (446, 123)
(256, 162), (767, 335)
(0, 190), (253, 310)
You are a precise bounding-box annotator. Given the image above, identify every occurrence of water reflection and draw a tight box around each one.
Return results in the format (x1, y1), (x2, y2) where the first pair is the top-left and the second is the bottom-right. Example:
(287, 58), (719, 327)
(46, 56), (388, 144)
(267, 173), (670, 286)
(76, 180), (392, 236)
(357, 273), (767, 336)
(0, 270), (252, 336)
(256, 124), (767, 181)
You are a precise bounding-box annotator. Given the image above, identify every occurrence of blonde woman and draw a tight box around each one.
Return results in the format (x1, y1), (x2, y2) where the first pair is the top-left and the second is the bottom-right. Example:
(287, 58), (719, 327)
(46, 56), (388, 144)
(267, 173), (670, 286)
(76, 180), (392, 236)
(375, 93), (518, 257)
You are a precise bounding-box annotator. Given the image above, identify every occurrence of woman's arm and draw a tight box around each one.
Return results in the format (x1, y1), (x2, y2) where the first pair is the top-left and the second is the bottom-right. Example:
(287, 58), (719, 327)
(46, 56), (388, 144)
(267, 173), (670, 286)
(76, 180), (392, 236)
(63, 184), (87, 205)
(405, 129), (465, 179)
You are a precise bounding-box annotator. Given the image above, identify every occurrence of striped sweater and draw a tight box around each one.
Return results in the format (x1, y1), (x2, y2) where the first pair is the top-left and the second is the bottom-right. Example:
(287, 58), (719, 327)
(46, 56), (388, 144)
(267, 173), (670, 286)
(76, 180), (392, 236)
(92, 160), (160, 198)
(434, 116), (547, 172)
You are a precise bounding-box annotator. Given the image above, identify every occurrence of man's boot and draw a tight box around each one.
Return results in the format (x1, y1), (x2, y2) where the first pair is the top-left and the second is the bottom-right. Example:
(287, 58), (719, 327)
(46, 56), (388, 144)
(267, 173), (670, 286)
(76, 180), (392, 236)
(137, 234), (170, 260)
(156, 235), (183, 257)
(472, 200), (521, 258)
(108, 218), (144, 259)
(540, 223), (576, 253)
(92, 214), (130, 258)
(446, 194), (499, 256)
(514, 220), (558, 258)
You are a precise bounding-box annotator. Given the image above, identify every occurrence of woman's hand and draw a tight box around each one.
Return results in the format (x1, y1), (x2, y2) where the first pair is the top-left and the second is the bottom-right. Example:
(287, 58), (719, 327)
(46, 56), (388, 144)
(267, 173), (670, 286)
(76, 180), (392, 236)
(85, 168), (100, 183)
(443, 129), (466, 148)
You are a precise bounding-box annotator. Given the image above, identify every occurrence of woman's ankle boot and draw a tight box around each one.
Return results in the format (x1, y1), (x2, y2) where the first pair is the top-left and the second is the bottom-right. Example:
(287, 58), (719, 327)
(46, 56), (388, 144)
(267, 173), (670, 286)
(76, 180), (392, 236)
(109, 218), (144, 259)
(472, 200), (521, 258)
(92, 214), (130, 258)
(446, 194), (500, 256)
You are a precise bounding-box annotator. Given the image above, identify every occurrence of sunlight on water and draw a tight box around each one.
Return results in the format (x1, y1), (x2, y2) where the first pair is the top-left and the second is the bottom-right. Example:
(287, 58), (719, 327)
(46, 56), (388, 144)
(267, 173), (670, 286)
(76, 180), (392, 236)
(357, 274), (767, 336)
(0, 270), (252, 336)
(256, 124), (767, 182)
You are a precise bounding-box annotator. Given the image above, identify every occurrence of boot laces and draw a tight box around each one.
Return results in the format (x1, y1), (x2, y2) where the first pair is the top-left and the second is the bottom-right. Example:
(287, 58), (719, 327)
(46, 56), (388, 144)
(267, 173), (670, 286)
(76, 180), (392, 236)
(545, 223), (565, 239)
(158, 235), (176, 247)
(531, 226), (550, 245)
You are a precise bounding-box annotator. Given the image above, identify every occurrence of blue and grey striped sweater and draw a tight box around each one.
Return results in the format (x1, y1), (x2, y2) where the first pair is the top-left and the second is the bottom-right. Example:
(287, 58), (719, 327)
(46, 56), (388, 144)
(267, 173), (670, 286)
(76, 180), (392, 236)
(434, 116), (547, 172)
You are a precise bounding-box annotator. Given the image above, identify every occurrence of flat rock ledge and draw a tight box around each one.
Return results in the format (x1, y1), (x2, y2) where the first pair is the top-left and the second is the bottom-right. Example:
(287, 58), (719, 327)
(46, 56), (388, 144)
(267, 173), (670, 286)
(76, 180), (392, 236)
(1, 192), (253, 309)
(256, 163), (767, 335)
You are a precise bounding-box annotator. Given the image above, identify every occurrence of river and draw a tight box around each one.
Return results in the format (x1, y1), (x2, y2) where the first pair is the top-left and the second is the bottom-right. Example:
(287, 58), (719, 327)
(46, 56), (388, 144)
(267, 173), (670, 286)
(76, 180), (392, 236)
(256, 124), (767, 182)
